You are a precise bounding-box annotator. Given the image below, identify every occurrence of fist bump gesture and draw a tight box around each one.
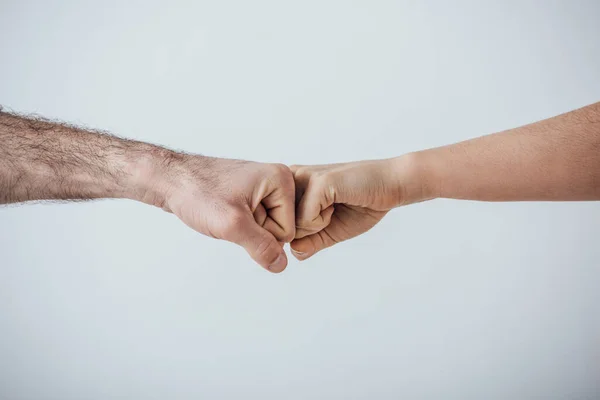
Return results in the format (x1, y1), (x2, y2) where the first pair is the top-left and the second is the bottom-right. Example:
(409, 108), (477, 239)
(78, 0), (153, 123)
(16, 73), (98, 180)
(2, 107), (418, 274)
(161, 156), (419, 273)
(2, 102), (599, 273)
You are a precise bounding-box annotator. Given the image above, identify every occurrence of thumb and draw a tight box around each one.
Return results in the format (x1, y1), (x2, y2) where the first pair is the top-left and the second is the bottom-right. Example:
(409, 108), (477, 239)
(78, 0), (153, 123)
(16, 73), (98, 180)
(290, 224), (337, 261)
(235, 217), (288, 273)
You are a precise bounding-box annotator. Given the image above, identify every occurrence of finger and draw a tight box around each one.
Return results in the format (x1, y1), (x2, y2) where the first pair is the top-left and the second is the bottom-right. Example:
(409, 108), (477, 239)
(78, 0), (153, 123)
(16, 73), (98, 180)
(260, 166), (296, 243)
(254, 204), (301, 243)
(254, 203), (290, 242)
(235, 216), (288, 273)
(290, 227), (337, 261)
(295, 176), (335, 236)
(290, 164), (341, 203)
(253, 202), (268, 226)
(294, 204), (334, 239)
(291, 205), (386, 261)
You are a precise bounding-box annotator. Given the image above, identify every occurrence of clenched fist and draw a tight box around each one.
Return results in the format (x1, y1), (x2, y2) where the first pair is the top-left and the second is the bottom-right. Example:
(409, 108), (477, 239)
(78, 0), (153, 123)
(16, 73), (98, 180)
(141, 152), (296, 273)
(289, 158), (408, 260)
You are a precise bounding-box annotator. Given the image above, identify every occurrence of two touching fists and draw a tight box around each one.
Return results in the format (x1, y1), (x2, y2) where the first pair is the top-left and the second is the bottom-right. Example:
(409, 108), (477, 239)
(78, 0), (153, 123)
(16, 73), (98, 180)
(156, 155), (420, 273)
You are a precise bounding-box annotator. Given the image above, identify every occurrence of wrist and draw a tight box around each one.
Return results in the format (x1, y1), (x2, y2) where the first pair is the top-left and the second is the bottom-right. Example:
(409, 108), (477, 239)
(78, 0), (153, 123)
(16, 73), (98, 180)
(389, 151), (440, 206)
(124, 144), (180, 209)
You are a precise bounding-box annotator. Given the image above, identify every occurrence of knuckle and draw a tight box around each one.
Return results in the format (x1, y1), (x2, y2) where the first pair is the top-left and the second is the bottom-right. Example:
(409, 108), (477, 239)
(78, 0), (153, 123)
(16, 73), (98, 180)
(271, 163), (291, 177)
(267, 164), (295, 192)
(289, 164), (303, 174)
(290, 165), (309, 178)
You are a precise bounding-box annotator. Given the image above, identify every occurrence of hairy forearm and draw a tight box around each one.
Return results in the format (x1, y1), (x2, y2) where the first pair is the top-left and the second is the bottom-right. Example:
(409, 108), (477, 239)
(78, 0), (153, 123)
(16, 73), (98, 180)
(0, 108), (295, 271)
(402, 102), (600, 203)
(0, 109), (170, 205)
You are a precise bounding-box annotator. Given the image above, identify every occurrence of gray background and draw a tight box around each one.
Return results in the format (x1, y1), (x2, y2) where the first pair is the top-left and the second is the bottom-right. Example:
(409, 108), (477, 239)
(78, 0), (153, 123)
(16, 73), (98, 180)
(1, 1), (599, 399)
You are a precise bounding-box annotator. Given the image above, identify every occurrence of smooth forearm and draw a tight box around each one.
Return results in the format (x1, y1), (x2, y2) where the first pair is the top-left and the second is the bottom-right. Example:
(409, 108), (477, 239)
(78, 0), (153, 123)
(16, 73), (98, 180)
(399, 103), (600, 203)
(0, 109), (169, 205)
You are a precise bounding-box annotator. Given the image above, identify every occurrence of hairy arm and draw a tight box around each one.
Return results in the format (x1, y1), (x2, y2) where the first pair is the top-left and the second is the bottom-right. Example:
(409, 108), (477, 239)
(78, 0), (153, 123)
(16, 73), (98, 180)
(404, 102), (600, 203)
(0, 108), (295, 272)
(0, 108), (163, 204)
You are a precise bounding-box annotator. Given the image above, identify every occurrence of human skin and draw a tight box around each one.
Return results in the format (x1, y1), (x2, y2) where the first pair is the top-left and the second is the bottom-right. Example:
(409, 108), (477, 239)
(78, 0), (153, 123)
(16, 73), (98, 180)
(291, 102), (600, 260)
(2, 103), (599, 269)
(0, 108), (295, 273)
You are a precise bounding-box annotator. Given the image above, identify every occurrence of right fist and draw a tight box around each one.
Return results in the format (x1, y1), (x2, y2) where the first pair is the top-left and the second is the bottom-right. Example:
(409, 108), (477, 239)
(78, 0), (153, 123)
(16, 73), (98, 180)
(144, 153), (296, 273)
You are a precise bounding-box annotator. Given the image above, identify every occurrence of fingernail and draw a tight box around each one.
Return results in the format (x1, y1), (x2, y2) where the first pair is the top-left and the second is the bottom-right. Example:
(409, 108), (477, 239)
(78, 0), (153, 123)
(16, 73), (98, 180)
(268, 253), (286, 272)
(291, 248), (307, 259)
